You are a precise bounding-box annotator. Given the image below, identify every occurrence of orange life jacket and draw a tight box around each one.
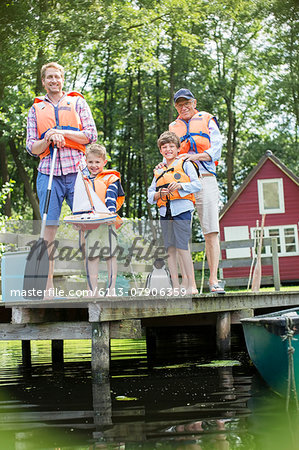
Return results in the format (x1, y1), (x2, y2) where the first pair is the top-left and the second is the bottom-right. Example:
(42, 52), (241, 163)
(154, 159), (195, 208)
(32, 92), (86, 160)
(86, 170), (125, 228)
(169, 110), (218, 162)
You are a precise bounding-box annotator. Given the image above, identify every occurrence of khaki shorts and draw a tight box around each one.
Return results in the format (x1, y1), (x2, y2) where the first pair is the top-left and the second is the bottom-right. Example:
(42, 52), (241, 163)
(85, 224), (117, 259)
(194, 176), (220, 235)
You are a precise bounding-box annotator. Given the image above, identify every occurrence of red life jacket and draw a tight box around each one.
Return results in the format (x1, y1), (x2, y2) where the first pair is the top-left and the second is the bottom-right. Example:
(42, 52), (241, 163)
(32, 92), (86, 160)
(154, 158), (195, 208)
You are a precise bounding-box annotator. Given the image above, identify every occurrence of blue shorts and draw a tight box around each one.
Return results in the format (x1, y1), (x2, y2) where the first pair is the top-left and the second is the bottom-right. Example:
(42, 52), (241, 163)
(160, 210), (192, 250)
(36, 172), (77, 224)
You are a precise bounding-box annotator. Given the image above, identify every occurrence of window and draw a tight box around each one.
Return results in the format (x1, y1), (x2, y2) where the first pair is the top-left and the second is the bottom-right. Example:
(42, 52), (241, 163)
(224, 226), (250, 259)
(257, 178), (285, 214)
(250, 225), (299, 257)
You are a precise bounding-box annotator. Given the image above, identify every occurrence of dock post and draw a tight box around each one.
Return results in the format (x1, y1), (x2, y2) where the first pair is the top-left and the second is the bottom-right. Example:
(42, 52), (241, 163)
(145, 327), (157, 353)
(21, 340), (31, 367)
(92, 378), (112, 431)
(51, 340), (64, 367)
(89, 302), (110, 381)
(145, 327), (158, 367)
(91, 322), (110, 381)
(216, 312), (231, 354)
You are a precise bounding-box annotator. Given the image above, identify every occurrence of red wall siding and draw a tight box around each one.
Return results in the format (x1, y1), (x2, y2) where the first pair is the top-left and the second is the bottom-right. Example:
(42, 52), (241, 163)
(220, 159), (299, 281)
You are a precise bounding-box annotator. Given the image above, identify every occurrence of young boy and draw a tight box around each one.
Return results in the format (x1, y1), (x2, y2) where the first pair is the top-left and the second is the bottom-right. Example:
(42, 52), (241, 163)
(147, 131), (201, 295)
(84, 143), (125, 295)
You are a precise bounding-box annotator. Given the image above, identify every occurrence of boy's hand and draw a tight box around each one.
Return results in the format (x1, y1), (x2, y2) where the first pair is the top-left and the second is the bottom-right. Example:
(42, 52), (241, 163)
(168, 182), (181, 192)
(159, 188), (169, 199)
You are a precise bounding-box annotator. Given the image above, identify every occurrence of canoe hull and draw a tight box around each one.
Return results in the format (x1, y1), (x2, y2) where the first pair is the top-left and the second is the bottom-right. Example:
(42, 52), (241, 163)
(241, 308), (299, 396)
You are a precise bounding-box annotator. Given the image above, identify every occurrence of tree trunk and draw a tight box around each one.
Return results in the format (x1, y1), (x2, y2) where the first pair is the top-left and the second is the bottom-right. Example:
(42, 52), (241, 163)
(168, 35), (176, 124)
(103, 48), (111, 142)
(224, 71), (238, 199)
(155, 45), (161, 137)
(107, 74), (115, 155)
(124, 74), (133, 218)
(137, 67), (153, 219)
(9, 140), (40, 219)
(225, 98), (235, 199)
(0, 141), (12, 216)
(289, 18), (299, 149)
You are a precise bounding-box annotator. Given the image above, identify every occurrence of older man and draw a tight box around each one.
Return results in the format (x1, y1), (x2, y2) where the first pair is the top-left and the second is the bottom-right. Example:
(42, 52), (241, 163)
(169, 88), (224, 294)
(26, 61), (97, 293)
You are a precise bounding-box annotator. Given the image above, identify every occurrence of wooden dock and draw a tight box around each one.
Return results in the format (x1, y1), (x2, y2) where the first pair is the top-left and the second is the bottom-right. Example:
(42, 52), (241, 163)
(0, 228), (296, 378)
(1, 291), (299, 378)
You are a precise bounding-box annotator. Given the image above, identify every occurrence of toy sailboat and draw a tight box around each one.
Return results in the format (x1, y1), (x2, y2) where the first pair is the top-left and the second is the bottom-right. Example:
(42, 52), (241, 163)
(64, 166), (117, 229)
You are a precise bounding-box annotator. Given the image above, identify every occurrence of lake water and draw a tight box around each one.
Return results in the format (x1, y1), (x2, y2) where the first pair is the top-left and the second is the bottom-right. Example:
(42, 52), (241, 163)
(0, 327), (299, 450)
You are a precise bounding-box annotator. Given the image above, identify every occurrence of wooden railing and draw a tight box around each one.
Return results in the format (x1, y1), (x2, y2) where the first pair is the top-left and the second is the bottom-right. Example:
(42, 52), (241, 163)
(0, 232), (280, 292)
(191, 237), (280, 290)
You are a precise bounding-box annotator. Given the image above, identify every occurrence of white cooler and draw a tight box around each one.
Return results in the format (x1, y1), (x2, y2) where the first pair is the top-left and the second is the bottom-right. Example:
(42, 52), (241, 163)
(1, 250), (29, 302)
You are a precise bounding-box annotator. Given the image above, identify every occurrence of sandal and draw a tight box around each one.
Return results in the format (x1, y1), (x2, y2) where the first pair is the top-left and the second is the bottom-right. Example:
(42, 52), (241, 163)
(209, 282), (226, 294)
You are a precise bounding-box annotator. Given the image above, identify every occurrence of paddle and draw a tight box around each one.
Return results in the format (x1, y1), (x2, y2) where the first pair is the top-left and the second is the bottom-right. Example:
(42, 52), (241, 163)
(251, 214), (266, 292)
(247, 219), (258, 291)
(23, 145), (58, 300)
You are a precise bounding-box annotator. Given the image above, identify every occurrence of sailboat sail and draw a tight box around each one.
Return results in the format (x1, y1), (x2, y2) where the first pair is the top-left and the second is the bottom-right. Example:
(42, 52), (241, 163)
(72, 170), (111, 214)
(63, 169), (117, 227)
(89, 185), (111, 214)
(72, 170), (91, 213)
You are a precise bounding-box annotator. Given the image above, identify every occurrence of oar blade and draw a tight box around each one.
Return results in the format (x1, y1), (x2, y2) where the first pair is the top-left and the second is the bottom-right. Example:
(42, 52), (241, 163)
(23, 238), (49, 300)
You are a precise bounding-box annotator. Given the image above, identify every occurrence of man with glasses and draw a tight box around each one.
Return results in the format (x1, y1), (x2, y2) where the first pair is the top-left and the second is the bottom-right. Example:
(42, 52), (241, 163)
(169, 88), (225, 294)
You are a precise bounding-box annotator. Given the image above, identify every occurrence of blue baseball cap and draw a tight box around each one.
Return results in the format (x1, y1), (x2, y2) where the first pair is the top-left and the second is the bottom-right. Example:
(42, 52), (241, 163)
(173, 88), (195, 103)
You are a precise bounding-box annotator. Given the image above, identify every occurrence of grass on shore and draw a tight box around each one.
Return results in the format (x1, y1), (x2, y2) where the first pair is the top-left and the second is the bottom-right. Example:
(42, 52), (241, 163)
(224, 285), (299, 294)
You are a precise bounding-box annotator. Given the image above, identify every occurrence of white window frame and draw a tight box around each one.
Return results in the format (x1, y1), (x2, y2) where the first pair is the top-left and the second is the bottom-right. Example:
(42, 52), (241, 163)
(250, 225), (299, 257)
(224, 226), (250, 259)
(257, 178), (285, 214)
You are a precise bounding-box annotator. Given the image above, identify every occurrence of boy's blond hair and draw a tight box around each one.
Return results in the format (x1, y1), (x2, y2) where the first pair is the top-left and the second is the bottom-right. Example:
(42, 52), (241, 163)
(41, 62), (64, 80)
(157, 131), (180, 150)
(86, 143), (107, 160)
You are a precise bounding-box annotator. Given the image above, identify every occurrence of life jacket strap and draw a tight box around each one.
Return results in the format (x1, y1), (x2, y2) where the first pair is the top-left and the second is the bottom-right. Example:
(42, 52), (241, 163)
(156, 167), (174, 183)
(40, 125), (81, 140)
(180, 131), (210, 153)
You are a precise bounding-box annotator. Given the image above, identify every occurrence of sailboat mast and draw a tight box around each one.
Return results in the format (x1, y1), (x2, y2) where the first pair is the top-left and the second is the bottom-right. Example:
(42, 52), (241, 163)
(79, 168), (95, 212)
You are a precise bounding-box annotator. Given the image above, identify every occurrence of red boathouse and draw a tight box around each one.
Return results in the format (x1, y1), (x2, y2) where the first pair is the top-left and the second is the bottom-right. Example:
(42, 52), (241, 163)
(219, 151), (299, 283)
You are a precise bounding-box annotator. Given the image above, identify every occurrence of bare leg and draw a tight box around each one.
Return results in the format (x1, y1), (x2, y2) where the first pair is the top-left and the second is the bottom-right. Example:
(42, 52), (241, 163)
(204, 232), (220, 286)
(167, 246), (180, 289)
(44, 225), (58, 294)
(86, 256), (99, 295)
(106, 256), (117, 294)
(177, 248), (194, 293)
(178, 251), (197, 292)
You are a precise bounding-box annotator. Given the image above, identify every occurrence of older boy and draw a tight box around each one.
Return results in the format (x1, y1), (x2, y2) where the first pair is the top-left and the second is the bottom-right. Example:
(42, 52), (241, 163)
(147, 131), (201, 295)
(84, 144), (125, 295)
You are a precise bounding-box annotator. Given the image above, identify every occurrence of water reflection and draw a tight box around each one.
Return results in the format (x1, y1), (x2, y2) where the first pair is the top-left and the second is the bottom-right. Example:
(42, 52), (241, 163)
(0, 337), (299, 449)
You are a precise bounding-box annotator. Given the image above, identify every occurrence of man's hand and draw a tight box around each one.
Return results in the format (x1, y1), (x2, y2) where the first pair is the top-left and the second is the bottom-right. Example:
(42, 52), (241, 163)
(179, 153), (198, 162)
(180, 152), (212, 162)
(45, 129), (66, 148)
(154, 161), (167, 171)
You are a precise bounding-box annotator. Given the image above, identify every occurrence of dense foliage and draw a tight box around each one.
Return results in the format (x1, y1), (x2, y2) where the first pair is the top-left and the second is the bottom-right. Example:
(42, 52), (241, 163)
(0, 0), (298, 220)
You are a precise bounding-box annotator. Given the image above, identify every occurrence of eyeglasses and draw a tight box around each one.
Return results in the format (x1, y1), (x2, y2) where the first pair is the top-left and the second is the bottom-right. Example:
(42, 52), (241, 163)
(175, 100), (195, 110)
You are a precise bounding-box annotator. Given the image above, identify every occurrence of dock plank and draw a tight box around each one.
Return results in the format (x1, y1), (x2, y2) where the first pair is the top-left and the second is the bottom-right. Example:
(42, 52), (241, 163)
(2, 291), (299, 321)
